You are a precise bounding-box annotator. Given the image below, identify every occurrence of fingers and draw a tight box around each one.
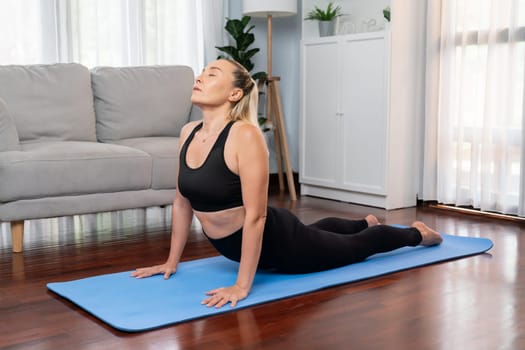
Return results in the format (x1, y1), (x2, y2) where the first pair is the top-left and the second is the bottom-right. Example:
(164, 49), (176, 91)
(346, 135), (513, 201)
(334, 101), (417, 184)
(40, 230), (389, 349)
(202, 294), (233, 308)
(130, 265), (175, 279)
(218, 295), (237, 308)
(202, 288), (243, 308)
(230, 298), (238, 308)
(130, 268), (154, 278)
(205, 287), (223, 296)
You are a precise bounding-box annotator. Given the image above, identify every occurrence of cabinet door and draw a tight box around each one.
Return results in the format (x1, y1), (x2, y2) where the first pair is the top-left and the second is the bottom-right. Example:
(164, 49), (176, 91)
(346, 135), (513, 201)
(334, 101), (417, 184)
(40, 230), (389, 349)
(300, 40), (340, 187)
(340, 36), (387, 194)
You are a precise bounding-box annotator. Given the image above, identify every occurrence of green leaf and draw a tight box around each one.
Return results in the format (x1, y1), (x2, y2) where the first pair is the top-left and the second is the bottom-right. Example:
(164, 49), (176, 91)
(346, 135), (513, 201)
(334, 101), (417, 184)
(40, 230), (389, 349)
(242, 60), (254, 72)
(243, 48), (260, 60)
(245, 25), (255, 34)
(241, 16), (251, 28)
(215, 45), (237, 58)
(383, 7), (391, 22)
(252, 71), (267, 81)
(225, 18), (244, 38)
(237, 33), (255, 52)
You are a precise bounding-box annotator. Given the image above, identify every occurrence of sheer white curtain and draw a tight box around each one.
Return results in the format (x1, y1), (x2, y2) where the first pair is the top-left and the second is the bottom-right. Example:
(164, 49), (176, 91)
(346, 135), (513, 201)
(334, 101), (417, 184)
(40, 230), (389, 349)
(423, 0), (525, 216)
(0, 0), (226, 73)
(0, 0), (51, 64)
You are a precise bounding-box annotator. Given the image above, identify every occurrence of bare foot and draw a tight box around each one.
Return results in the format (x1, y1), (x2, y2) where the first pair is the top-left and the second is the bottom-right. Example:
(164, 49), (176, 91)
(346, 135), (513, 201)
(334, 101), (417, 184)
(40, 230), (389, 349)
(365, 214), (380, 227)
(411, 221), (443, 246)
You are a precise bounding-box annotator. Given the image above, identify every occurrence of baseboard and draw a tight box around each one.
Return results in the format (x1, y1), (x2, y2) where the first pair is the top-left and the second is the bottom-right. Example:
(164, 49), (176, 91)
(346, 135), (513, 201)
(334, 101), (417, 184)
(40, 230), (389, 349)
(422, 201), (525, 223)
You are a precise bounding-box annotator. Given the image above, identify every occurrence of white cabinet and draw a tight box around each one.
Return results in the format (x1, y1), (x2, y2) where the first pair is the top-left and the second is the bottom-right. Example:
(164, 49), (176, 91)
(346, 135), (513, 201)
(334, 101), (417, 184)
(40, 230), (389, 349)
(300, 39), (339, 189)
(299, 0), (425, 209)
(339, 34), (387, 195)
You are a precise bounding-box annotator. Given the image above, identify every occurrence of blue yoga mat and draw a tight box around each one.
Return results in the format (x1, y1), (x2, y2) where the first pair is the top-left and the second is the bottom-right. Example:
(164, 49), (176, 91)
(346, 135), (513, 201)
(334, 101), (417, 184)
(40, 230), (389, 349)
(47, 232), (493, 332)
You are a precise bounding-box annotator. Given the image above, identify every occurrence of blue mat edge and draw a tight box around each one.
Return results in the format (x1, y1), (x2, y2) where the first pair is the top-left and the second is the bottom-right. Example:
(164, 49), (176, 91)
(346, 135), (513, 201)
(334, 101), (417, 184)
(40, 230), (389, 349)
(47, 233), (494, 332)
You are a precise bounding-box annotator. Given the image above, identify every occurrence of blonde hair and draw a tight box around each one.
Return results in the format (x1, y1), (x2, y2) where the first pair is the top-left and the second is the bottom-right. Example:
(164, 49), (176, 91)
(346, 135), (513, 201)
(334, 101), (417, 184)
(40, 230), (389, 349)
(222, 59), (259, 126)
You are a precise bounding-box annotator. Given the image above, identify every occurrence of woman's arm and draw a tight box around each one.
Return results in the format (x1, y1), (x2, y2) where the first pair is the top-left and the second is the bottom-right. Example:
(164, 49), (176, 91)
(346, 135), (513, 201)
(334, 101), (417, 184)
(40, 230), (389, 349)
(203, 123), (269, 308)
(131, 191), (193, 279)
(131, 122), (197, 279)
(165, 192), (193, 271)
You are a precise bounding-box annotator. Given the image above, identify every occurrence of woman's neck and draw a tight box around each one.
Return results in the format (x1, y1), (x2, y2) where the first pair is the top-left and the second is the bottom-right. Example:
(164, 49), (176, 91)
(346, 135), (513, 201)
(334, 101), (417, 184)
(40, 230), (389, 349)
(199, 105), (232, 133)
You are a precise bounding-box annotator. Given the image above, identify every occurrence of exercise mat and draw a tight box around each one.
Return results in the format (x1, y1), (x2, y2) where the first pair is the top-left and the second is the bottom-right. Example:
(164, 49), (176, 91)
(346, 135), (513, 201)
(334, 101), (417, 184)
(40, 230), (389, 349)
(48, 232), (493, 332)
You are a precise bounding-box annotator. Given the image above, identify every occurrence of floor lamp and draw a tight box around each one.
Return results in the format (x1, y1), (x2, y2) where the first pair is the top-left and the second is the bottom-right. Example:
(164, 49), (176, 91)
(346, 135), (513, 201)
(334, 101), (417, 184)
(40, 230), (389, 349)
(243, 0), (298, 201)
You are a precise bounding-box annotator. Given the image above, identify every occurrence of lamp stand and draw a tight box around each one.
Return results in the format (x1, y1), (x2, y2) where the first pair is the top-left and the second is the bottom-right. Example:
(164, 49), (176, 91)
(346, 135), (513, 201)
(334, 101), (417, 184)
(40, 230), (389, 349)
(264, 14), (297, 201)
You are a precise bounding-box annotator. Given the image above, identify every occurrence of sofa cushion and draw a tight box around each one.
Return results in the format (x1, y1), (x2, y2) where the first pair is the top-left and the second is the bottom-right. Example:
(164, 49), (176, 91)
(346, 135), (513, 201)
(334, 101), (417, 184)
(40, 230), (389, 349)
(111, 137), (179, 189)
(0, 63), (97, 143)
(0, 141), (152, 202)
(0, 98), (21, 151)
(91, 65), (194, 142)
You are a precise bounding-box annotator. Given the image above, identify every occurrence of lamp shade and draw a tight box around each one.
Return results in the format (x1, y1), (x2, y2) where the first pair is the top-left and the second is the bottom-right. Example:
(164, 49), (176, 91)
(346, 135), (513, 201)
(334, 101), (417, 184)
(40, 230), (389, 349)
(242, 0), (297, 18)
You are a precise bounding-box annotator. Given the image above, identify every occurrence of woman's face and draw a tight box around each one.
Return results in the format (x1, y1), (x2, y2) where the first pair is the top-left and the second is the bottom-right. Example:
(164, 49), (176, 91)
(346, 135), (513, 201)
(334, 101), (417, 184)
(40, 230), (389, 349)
(191, 60), (242, 108)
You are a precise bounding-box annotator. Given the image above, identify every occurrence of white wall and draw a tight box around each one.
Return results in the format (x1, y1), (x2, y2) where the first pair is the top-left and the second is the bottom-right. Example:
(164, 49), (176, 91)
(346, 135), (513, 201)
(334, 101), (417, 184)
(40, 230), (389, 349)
(228, 0), (301, 173)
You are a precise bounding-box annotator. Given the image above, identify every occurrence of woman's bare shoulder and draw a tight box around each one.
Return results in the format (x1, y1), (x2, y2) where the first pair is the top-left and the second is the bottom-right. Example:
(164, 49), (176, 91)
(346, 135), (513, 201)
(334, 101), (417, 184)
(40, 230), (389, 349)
(231, 121), (263, 139)
(230, 121), (268, 153)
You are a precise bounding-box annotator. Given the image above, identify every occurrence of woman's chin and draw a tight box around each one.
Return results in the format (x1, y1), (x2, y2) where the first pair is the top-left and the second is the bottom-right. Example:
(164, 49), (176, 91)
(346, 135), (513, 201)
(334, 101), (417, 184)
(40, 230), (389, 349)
(190, 96), (202, 105)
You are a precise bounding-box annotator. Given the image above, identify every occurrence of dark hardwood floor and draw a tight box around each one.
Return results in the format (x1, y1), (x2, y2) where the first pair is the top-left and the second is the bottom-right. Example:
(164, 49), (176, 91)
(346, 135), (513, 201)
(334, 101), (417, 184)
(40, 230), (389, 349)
(1, 192), (524, 350)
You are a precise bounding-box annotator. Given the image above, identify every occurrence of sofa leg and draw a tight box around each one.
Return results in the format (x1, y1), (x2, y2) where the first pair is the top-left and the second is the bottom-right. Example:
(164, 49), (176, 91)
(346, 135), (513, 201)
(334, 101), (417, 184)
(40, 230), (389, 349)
(11, 221), (24, 253)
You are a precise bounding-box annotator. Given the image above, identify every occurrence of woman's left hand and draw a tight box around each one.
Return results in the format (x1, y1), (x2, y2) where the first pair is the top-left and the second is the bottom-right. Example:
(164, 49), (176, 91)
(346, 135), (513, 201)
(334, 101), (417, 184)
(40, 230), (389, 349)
(202, 284), (249, 308)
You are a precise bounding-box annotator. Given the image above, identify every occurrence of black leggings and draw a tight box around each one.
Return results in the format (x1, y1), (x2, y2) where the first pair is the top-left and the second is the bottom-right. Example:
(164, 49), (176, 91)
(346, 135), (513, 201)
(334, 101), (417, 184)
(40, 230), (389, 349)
(204, 206), (422, 274)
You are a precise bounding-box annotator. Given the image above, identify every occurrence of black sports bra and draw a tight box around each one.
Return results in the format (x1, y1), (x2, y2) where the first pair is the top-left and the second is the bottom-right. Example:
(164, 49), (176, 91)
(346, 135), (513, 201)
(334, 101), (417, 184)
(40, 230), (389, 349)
(178, 121), (243, 212)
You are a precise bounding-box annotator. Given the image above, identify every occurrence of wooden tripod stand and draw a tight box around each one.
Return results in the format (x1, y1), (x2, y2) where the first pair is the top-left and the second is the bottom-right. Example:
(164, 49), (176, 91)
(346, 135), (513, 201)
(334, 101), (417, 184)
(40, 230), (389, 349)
(262, 14), (297, 201)
(263, 76), (297, 200)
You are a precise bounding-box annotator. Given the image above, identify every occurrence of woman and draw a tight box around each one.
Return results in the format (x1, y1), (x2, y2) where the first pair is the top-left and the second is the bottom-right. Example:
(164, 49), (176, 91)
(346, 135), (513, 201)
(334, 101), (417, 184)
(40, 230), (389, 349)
(132, 59), (443, 309)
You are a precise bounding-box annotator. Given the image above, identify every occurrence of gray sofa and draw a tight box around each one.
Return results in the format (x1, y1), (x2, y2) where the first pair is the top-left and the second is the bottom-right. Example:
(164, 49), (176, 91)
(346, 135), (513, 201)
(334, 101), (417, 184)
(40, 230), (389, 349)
(0, 63), (199, 252)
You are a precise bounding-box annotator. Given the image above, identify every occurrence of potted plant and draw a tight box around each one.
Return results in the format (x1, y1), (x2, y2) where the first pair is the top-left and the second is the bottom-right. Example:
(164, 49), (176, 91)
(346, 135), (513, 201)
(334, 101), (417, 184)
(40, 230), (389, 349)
(215, 16), (266, 81)
(304, 2), (343, 37)
(215, 16), (269, 129)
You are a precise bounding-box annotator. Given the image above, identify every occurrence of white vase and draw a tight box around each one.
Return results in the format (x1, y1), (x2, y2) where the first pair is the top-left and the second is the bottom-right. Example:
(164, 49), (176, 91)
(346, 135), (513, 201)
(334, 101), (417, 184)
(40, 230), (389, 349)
(318, 20), (335, 37)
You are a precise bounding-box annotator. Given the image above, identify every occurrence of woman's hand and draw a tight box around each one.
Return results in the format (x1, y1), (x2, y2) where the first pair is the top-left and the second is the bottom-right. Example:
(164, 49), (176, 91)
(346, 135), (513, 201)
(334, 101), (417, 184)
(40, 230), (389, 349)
(131, 263), (177, 280)
(202, 284), (249, 308)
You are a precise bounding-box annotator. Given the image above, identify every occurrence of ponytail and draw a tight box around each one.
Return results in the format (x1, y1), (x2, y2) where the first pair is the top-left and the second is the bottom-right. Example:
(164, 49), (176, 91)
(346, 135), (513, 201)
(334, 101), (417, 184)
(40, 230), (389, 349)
(223, 59), (259, 126)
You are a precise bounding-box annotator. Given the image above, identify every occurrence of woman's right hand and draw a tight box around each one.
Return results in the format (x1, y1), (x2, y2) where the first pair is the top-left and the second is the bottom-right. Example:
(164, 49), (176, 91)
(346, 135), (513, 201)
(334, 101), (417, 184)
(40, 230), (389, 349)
(131, 263), (177, 280)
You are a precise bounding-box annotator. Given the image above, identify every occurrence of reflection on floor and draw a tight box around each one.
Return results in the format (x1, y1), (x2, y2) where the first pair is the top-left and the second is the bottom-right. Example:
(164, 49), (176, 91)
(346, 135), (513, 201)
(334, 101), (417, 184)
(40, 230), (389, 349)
(0, 206), (201, 250)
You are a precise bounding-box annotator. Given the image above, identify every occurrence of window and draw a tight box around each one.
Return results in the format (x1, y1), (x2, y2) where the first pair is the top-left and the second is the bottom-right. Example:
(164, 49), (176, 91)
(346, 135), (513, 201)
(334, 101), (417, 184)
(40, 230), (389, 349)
(0, 0), (221, 73)
(437, 0), (525, 215)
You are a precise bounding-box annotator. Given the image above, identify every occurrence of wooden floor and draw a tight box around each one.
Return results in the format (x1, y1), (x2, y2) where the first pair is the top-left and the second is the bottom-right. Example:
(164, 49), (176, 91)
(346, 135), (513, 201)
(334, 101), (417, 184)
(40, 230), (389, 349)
(1, 193), (524, 350)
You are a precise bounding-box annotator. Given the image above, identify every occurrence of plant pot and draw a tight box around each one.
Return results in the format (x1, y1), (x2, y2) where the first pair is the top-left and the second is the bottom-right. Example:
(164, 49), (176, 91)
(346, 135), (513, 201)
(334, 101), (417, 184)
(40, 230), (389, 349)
(318, 20), (336, 37)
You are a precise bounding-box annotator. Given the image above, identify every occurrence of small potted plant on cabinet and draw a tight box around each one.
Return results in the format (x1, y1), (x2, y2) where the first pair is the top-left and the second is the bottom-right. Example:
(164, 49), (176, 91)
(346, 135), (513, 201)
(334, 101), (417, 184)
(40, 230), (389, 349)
(304, 2), (343, 37)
